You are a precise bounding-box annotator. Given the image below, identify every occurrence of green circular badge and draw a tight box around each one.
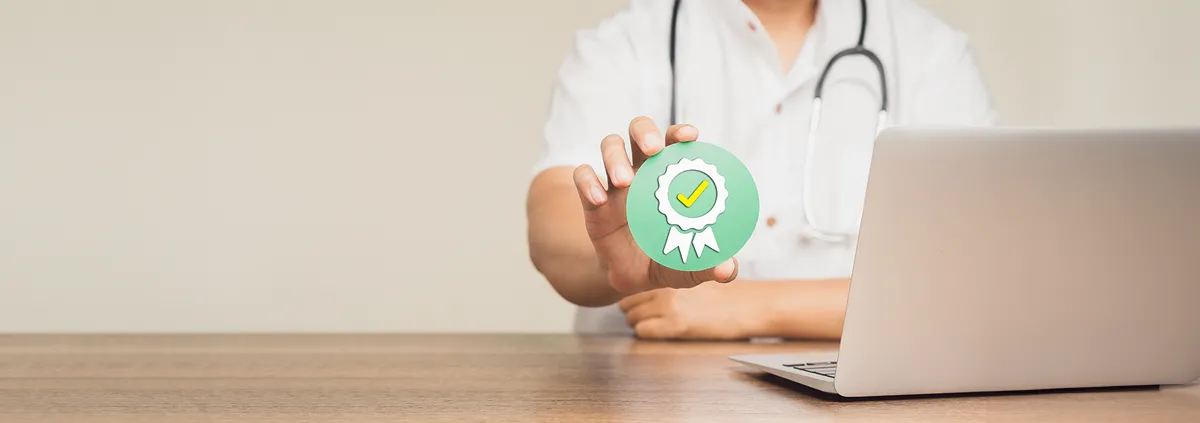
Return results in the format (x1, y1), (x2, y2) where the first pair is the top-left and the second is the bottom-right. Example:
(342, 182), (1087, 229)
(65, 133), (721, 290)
(627, 141), (759, 271)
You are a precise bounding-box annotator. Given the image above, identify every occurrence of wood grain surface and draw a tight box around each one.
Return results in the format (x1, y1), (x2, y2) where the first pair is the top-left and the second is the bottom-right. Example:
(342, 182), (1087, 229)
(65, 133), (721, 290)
(1, 334), (1197, 422)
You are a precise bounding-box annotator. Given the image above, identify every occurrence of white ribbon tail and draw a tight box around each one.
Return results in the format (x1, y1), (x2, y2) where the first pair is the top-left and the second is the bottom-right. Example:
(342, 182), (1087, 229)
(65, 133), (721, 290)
(691, 227), (719, 258)
(663, 227), (694, 263)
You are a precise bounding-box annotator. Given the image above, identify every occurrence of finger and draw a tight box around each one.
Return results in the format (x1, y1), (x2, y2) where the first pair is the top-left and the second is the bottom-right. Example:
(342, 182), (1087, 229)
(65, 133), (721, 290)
(600, 134), (635, 189)
(624, 302), (664, 327)
(716, 257), (739, 283)
(647, 258), (737, 289)
(634, 318), (680, 340)
(572, 165), (607, 210)
(631, 123), (697, 166)
(628, 116), (664, 168)
(664, 124), (699, 146)
(617, 289), (658, 312)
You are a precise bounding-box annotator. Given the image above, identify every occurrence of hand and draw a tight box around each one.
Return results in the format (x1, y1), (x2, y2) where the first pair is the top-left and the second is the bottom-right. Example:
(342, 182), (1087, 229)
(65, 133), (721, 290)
(573, 117), (737, 294)
(618, 283), (765, 340)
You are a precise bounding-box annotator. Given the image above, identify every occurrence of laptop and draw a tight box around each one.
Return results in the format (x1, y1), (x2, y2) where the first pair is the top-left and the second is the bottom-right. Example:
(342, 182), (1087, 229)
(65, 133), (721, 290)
(731, 126), (1200, 398)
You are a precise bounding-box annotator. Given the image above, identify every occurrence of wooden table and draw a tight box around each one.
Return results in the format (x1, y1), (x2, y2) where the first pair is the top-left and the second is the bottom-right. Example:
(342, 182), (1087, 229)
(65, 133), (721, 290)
(1, 334), (1197, 422)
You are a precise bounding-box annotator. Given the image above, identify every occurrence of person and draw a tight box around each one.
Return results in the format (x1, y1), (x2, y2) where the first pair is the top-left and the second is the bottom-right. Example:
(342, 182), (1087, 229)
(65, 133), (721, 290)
(526, 0), (996, 340)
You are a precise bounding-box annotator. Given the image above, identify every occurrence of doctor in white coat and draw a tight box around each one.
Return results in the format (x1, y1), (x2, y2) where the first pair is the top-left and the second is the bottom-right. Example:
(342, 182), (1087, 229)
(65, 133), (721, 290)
(526, 0), (996, 339)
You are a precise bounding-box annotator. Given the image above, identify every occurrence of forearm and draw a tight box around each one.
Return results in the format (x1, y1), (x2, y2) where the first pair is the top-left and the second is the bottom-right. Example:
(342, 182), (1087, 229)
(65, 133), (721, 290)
(526, 167), (623, 307)
(738, 278), (850, 340)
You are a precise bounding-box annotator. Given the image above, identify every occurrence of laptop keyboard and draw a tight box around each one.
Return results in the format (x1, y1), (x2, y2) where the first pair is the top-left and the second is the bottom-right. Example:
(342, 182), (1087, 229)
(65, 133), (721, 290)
(783, 361), (838, 378)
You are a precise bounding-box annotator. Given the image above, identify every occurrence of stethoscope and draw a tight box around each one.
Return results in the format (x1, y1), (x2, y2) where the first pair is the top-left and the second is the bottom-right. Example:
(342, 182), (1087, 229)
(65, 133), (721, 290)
(668, 0), (889, 244)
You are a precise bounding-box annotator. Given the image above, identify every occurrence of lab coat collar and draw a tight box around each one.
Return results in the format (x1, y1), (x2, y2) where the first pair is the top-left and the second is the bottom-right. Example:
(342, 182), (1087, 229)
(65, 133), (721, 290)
(810, 0), (865, 62)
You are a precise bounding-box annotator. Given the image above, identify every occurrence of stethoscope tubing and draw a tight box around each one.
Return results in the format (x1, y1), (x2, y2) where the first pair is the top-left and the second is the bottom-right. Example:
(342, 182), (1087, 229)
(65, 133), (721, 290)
(668, 0), (888, 243)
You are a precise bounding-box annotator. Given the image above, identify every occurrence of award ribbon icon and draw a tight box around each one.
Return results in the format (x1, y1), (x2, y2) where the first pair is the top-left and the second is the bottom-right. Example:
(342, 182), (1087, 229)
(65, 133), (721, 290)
(628, 141), (757, 272)
(654, 158), (729, 263)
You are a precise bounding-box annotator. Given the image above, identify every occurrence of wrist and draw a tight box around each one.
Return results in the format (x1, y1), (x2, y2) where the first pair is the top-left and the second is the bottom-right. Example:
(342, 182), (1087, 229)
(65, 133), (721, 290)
(728, 279), (850, 339)
(727, 281), (780, 338)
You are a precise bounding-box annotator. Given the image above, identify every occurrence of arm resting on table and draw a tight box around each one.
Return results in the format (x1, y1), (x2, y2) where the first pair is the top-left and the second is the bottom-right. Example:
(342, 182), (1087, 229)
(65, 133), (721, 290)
(738, 278), (850, 340)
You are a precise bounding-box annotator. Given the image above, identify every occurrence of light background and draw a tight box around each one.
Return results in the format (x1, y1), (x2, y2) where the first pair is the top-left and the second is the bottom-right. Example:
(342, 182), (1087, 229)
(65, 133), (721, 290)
(1, 0), (1196, 332)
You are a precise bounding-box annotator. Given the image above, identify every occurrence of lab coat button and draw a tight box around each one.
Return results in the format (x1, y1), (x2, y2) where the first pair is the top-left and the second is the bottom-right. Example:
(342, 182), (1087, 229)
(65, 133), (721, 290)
(799, 234), (813, 246)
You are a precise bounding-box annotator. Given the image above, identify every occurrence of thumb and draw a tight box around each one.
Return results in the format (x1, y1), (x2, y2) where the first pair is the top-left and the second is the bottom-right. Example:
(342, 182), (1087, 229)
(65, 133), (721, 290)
(649, 258), (737, 289)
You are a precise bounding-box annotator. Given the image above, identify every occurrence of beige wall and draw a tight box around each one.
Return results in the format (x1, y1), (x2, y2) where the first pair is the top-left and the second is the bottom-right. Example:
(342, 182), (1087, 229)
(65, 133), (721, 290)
(1, 0), (1195, 332)
(917, 0), (1200, 127)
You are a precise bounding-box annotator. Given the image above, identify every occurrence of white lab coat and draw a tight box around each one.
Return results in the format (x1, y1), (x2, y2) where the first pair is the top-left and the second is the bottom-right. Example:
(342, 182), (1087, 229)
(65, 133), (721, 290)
(533, 0), (997, 334)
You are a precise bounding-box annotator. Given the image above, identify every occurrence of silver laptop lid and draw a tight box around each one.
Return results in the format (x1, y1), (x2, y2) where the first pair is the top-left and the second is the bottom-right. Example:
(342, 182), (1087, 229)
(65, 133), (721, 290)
(835, 127), (1200, 397)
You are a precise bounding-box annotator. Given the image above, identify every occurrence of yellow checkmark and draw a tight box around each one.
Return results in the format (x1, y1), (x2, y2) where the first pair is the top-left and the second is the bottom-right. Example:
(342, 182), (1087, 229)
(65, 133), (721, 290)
(676, 179), (710, 208)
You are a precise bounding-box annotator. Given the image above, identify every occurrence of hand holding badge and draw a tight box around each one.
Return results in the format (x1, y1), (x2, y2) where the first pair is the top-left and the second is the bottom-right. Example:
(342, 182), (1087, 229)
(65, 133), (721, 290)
(628, 141), (759, 272)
